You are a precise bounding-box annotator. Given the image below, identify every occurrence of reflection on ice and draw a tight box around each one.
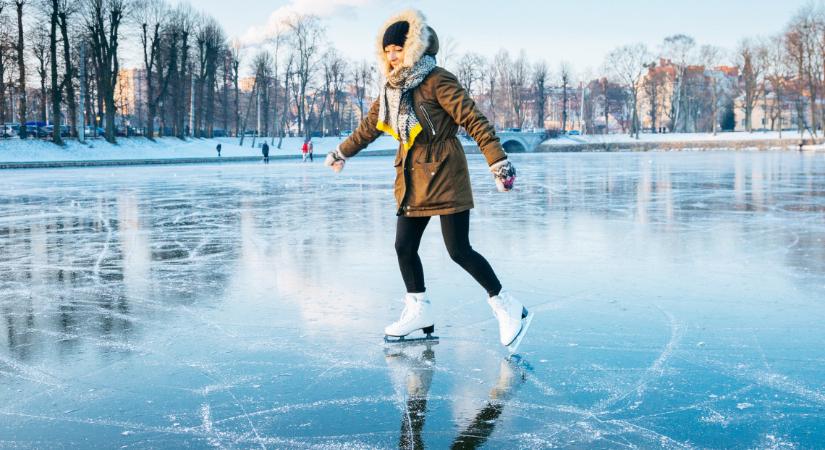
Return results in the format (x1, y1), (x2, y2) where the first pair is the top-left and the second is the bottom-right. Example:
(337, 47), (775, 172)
(0, 151), (824, 447)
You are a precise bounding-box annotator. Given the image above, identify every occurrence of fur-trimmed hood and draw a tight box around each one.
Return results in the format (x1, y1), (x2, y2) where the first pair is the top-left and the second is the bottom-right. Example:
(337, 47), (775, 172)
(375, 9), (439, 79)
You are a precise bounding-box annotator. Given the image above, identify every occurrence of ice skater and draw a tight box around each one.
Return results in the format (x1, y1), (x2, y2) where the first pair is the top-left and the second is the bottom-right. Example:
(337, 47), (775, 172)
(261, 141), (270, 164)
(325, 9), (531, 353)
(216, 143), (222, 157)
(301, 138), (311, 162)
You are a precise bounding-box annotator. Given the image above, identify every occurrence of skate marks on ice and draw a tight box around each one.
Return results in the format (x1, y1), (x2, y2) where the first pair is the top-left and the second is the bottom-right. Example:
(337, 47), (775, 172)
(1, 154), (824, 446)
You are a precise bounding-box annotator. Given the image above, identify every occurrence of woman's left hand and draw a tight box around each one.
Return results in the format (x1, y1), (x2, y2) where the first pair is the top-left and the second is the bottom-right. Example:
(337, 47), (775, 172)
(490, 160), (516, 192)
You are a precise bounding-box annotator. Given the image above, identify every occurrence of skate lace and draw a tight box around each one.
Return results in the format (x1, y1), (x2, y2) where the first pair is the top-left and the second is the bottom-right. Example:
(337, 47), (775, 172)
(397, 300), (420, 324)
(491, 299), (509, 323)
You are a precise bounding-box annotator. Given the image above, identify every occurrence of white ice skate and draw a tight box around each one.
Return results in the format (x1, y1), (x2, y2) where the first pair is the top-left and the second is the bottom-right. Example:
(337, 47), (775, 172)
(488, 291), (534, 354)
(384, 293), (437, 343)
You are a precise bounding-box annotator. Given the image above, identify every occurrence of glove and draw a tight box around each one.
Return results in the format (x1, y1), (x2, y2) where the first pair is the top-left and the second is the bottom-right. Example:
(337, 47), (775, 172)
(490, 159), (516, 192)
(324, 146), (347, 173)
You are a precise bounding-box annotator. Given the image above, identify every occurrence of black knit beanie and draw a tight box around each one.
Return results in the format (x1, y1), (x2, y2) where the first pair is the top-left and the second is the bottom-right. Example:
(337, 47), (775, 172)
(382, 21), (409, 48)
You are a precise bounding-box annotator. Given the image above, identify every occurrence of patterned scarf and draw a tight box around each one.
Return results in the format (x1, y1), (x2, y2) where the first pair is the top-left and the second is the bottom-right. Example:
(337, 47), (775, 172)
(377, 55), (436, 150)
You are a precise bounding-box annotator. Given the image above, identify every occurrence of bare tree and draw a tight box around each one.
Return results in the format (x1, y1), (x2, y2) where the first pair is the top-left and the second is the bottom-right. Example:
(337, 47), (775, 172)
(498, 50), (528, 128)
(251, 50), (272, 138)
(532, 60), (548, 130)
(15, 0), (27, 138)
(0, 8), (15, 125)
(483, 57), (497, 127)
(699, 44), (730, 136)
(456, 52), (483, 96)
(28, 19), (48, 125)
(57, 0), (79, 137)
(559, 62), (572, 132)
(331, 57), (347, 135)
(319, 48), (346, 136)
(353, 59), (371, 121)
(786, 5), (822, 136)
(642, 61), (666, 133)
(764, 35), (791, 137)
(47, 0), (62, 144)
(194, 16), (225, 138)
(85, 0), (128, 143)
(267, 30), (283, 142)
(737, 38), (766, 133)
(137, 0), (168, 139)
(165, 3), (195, 138)
(277, 53), (293, 146)
(229, 38), (241, 137)
(662, 34), (696, 132)
(439, 35), (458, 71)
(605, 43), (650, 139)
(285, 13), (321, 137)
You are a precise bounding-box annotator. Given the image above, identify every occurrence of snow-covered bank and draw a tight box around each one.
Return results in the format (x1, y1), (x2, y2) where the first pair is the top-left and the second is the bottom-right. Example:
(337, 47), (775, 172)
(1, 131), (822, 169)
(536, 131), (825, 153)
(543, 131), (811, 146)
(0, 135), (402, 164)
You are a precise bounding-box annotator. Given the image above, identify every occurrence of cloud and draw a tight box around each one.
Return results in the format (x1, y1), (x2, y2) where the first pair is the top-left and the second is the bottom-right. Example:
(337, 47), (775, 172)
(240, 0), (375, 46)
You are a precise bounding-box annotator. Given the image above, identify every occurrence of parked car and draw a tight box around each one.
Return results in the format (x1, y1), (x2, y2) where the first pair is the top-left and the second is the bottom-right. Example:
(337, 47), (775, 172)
(116, 126), (137, 137)
(41, 125), (71, 138)
(567, 130), (581, 136)
(2, 123), (18, 137)
(30, 125), (50, 138)
(84, 126), (106, 136)
(339, 130), (352, 137)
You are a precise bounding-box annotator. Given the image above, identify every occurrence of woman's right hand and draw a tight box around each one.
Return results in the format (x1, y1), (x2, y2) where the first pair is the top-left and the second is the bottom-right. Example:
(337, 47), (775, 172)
(324, 147), (347, 173)
(490, 159), (516, 192)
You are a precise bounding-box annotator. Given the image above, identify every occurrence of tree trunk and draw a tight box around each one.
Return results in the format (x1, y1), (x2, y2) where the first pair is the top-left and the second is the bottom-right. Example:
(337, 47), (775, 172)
(16, 0), (27, 139)
(49, 0), (62, 145)
(58, 12), (76, 137)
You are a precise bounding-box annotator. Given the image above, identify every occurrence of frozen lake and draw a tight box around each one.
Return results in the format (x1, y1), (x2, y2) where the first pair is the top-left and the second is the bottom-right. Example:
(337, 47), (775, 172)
(1, 151), (823, 448)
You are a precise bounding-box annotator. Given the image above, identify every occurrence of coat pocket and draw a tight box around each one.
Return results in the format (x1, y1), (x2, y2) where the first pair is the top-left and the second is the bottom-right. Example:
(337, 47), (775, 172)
(410, 153), (451, 209)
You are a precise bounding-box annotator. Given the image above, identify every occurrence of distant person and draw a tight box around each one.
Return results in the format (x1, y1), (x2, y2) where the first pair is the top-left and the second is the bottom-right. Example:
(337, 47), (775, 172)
(307, 137), (314, 162)
(216, 143), (222, 157)
(301, 139), (310, 162)
(262, 142), (270, 164)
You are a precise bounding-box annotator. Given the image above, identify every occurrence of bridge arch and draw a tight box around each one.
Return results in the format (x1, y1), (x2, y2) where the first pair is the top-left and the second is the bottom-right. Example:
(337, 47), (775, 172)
(502, 139), (527, 153)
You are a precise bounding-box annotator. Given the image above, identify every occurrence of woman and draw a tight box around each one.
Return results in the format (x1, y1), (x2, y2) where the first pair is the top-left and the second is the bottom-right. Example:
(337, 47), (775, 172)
(325, 9), (532, 352)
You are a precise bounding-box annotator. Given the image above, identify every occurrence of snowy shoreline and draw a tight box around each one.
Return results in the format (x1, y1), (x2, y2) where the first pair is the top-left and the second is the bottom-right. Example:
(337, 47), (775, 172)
(0, 132), (822, 169)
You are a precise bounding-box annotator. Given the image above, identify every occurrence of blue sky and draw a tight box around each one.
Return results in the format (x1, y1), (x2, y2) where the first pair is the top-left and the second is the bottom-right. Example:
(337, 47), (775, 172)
(184, 0), (813, 73)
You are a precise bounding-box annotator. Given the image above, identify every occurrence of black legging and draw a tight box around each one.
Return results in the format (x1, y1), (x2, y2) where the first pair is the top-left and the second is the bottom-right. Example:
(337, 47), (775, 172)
(395, 210), (502, 297)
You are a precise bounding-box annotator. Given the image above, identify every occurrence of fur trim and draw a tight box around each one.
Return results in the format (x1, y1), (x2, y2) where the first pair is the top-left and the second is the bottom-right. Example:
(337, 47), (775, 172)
(375, 9), (431, 79)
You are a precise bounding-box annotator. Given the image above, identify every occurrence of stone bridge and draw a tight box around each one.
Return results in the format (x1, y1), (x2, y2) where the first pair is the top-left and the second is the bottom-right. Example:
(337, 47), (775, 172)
(462, 131), (547, 153)
(497, 131), (547, 153)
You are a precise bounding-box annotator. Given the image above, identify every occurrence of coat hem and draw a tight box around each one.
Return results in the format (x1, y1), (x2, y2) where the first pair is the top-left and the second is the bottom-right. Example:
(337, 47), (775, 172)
(396, 204), (473, 217)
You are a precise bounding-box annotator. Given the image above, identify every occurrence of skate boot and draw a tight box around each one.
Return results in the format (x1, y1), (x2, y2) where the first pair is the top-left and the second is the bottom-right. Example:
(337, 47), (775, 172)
(384, 293), (437, 343)
(488, 291), (534, 354)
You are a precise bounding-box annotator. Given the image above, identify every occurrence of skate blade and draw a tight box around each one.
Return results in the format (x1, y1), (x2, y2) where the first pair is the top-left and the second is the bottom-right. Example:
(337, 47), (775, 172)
(507, 311), (534, 355)
(383, 334), (439, 345)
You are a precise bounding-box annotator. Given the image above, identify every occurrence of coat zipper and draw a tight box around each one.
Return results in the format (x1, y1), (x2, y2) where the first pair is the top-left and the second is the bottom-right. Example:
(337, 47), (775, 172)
(419, 105), (436, 136)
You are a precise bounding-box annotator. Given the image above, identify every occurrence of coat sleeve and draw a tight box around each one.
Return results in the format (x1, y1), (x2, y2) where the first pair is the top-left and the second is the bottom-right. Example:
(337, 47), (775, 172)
(338, 99), (381, 158)
(434, 69), (507, 166)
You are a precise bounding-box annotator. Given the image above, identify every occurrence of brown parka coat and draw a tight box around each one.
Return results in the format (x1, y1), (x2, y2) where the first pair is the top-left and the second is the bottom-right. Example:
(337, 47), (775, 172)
(338, 10), (508, 217)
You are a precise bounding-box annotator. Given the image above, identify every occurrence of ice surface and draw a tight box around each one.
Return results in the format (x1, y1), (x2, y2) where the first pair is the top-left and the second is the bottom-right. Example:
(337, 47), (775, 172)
(1, 151), (824, 448)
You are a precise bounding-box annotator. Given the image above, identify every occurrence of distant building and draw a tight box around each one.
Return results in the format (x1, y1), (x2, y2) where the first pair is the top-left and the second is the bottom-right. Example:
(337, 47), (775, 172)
(114, 68), (148, 128)
(239, 77), (256, 93)
(635, 59), (740, 133)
